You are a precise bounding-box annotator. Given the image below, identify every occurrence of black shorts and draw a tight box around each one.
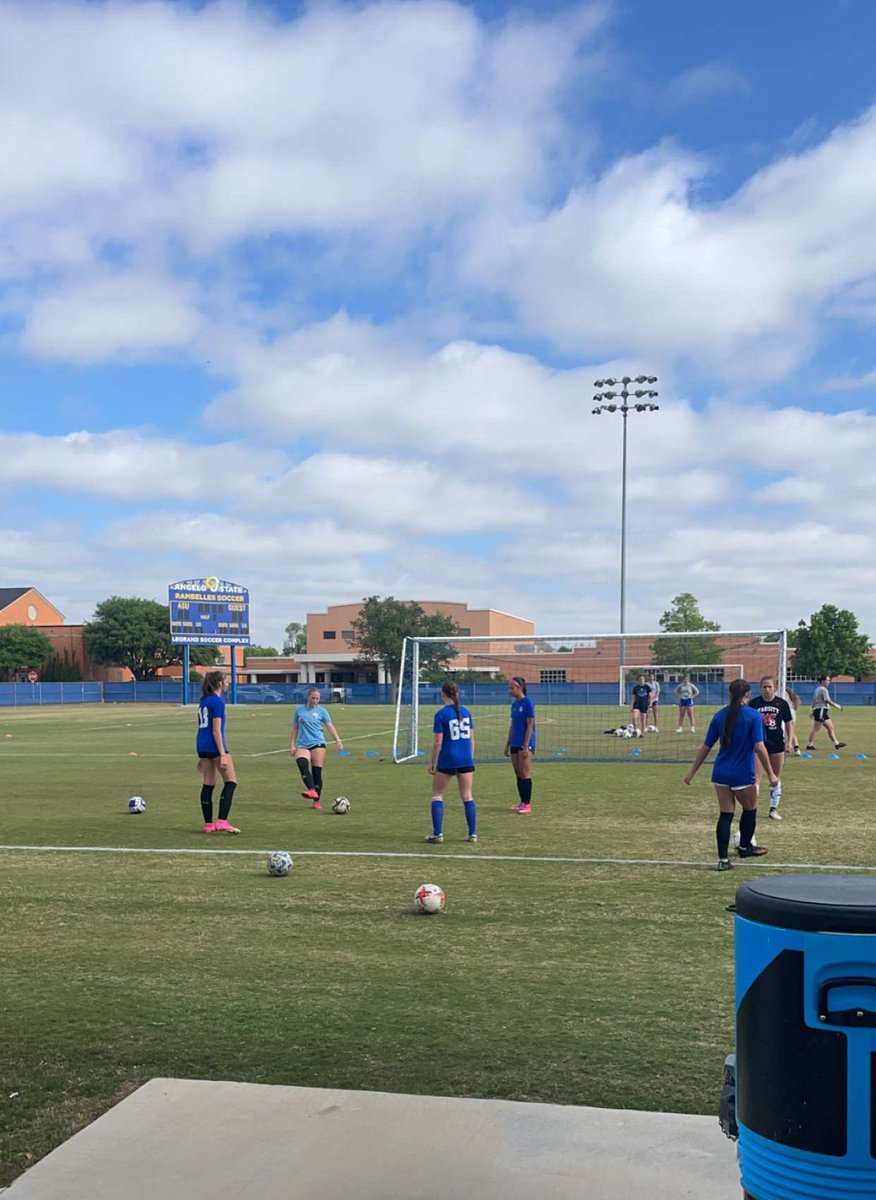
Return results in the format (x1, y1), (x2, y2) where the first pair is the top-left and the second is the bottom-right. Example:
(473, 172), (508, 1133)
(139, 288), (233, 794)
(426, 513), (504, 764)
(633, 700), (650, 714)
(812, 708), (829, 723)
(435, 765), (475, 776)
(298, 744), (326, 752)
(198, 750), (223, 760)
(764, 743), (786, 757)
(509, 745), (534, 754)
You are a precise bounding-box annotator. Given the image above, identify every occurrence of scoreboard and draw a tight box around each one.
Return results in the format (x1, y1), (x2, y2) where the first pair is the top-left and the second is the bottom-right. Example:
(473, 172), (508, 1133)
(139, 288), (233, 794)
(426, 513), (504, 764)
(168, 578), (250, 646)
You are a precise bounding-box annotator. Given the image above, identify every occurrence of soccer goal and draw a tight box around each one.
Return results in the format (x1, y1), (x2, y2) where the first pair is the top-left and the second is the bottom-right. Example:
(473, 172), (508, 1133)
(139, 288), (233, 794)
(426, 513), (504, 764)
(392, 629), (787, 764)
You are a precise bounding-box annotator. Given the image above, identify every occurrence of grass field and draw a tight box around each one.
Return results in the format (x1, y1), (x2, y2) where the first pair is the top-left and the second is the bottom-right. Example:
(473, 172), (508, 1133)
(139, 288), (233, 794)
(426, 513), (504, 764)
(1, 700), (874, 1185)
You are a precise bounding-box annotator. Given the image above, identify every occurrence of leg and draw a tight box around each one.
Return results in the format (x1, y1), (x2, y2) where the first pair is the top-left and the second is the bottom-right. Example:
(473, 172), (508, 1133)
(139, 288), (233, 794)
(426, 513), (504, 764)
(768, 751), (784, 818)
(215, 755), (240, 831)
(806, 721), (820, 749)
(737, 785), (766, 856)
(199, 758), (218, 829)
(310, 746), (327, 801)
(295, 748), (318, 799)
(510, 751), (532, 811)
(458, 772), (477, 840)
(822, 717), (844, 748)
(427, 771), (451, 841)
(714, 786), (736, 865)
(677, 707), (684, 733)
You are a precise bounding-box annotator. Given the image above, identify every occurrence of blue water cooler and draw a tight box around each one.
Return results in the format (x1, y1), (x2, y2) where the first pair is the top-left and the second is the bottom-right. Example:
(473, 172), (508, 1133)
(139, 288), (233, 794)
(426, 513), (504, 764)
(735, 875), (876, 1199)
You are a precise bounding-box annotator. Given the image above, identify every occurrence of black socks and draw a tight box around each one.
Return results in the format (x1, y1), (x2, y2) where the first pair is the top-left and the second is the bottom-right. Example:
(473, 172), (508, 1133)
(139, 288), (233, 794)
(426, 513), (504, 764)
(200, 785), (215, 824)
(296, 757), (315, 790)
(218, 781), (236, 820)
(716, 811), (733, 860)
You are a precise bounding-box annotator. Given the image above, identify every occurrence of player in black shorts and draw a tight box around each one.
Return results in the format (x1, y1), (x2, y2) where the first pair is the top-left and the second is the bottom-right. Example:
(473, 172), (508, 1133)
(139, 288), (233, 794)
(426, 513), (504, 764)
(750, 676), (795, 821)
(629, 675), (652, 736)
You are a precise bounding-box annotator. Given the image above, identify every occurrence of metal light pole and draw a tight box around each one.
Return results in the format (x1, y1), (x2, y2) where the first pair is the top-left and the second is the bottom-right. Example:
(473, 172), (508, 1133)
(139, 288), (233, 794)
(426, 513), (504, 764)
(592, 376), (659, 700)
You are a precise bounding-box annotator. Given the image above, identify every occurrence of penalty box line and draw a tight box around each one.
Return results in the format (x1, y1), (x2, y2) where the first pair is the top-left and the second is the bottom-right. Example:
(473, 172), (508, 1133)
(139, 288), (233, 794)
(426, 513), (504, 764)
(1, 843), (875, 873)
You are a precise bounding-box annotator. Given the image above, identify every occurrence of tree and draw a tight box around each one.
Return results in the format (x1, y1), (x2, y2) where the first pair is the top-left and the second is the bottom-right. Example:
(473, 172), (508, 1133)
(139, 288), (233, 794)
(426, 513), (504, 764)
(283, 622), (307, 655)
(84, 597), (219, 680)
(246, 645), (279, 657)
(651, 593), (724, 666)
(0, 625), (53, 680)
(40, 650), (83, 682)
(350, 596), (460, 692)
(791, 605), (872, 679)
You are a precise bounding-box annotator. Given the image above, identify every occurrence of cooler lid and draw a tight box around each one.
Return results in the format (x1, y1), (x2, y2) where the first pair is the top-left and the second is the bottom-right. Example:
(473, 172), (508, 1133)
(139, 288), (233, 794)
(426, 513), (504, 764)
(736, 875), (876, 933)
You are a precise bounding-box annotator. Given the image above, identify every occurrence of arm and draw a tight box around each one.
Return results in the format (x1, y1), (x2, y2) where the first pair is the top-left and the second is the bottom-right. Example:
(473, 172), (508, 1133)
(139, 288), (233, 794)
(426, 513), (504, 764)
(520, 717), (534, 757)
(211, 716), (227, 759)
(325, 721), (344, 750)
(755, 740), (779, 787)
(504, 719), (513, 756)
(683, 742), (712, 785)
(691, 684), (700, 698)
(290, 718), (299, 756)
(829, 697), (843, 712)
(428, 731), (442, 775)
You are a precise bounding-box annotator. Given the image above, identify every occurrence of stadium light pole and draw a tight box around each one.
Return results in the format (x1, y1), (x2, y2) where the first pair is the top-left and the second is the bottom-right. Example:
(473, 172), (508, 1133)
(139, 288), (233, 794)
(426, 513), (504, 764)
(592, 375), (659, 699)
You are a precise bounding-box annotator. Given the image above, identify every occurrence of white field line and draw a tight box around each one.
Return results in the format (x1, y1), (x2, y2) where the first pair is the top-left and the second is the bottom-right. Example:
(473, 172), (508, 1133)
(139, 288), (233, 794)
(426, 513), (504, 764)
(249, 727), (395, 757)
(0, 843), (874, 872)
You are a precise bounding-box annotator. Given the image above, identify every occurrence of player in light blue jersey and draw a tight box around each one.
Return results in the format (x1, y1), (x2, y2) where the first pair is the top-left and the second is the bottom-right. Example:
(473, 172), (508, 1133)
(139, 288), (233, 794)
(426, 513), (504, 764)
(290, 687), (345, 810)
(684, 679), (778, 871)
(426, 680), (477, 844)
(196, 671), (240, 834)
(505, 676), (536, 814)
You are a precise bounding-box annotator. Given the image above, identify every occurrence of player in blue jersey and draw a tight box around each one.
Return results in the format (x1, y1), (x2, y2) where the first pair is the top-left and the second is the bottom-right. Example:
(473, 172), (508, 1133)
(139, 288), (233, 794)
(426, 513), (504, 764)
(426, 680), (477, 844)
(683, 678), (778, 871)
(505, 676), (536, 814)
(290, 687), (345, 810)
(196, 671), (240, 833)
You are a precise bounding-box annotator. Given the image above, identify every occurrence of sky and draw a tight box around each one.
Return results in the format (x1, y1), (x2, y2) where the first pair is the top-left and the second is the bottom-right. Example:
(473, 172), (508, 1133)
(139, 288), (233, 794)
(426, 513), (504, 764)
(3, 0), (876, 648)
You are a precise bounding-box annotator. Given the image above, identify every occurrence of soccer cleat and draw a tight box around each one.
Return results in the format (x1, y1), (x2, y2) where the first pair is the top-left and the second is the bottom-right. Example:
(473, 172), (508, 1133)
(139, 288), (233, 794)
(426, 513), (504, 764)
(514, 803), (532, 814)
(302, 788), (319, 800)
(768, 809), (782, 821)
(214, 819), (240, 834)
(717, 859), (733, 872)
(791, 746), (801, 756)
(202, 822), (216, 834)
(805, 744), (815, 751)
(676, 728), (683, 733)
(834, 742), (847, 750)
(737, 844), (768, 858)
(424, 833), (443, 843)
(509, 803), (523, 811)
(466, 834), (478, 843)
(690, 726), (696, 733)
(311, 799), (322, 810)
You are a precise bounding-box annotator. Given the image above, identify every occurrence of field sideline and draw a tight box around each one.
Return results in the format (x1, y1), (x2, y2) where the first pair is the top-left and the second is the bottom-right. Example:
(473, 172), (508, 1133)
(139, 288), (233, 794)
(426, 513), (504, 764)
(1, 702), (874, 1186)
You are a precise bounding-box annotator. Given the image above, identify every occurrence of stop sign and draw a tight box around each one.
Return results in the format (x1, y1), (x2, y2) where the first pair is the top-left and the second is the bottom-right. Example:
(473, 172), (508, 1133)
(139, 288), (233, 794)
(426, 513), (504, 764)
(27, 670), (38, 683)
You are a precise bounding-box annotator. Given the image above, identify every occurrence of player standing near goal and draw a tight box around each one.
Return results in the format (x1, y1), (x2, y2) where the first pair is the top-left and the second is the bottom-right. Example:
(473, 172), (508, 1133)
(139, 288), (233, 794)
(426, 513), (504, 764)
(196, 671), (240, 833)
(674, 674), (700, 732)
(648, 673), (661, 731)
(426, 680), (477, 843)
(630, 674), (653, 736)
(290, 687), (345, 810)
(683, 678), (778, 871)
(750, 677), (795, 821)
(805, 675), (846, 753)
(505, 676), (536, 813)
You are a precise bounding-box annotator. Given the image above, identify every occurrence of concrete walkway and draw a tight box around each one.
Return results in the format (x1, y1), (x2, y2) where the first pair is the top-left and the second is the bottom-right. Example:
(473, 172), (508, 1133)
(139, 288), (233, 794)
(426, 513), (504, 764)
(5, 1079), (740, 1199)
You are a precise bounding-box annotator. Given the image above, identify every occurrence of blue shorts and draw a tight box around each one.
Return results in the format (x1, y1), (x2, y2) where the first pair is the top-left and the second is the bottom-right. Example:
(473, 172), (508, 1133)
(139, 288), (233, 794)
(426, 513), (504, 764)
(678, 698), (693, 708)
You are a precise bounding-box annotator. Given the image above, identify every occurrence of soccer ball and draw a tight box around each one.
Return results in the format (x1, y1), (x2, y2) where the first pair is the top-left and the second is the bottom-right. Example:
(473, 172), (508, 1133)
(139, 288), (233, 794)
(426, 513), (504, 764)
(646, 724), (657, 733)
(614, 728), (625, 737)
(732, 832), (757, 850)
(267, 851), (294, 876)
(414, 883), (445, 915)
(622, 729), (633, 738)
(128, 796), (146, 814)
(331, 796), (351, 815)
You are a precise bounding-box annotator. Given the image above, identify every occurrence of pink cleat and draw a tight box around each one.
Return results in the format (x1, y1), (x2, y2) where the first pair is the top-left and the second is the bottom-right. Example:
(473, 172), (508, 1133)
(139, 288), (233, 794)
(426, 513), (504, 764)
(202, 823), (216, 834)
(312, 799), (323, 810)
(514, 804), (532, 815)
(214, 819), (240, 834)
(302, 789), (319, 801)
(509, 803), (523, 811)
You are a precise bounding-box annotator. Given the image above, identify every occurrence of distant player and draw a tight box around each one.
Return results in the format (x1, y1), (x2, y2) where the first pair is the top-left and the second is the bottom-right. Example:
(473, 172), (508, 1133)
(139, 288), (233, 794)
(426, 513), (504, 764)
(684, 678), (778, 871)
(674, 674), (700, 732)
(648, 673), (661, 731)
(427, 680), (477, 844)
(629, 675), (652, 736)
(196, 671), (240, 833)
(805, 675), (846, 753)
(291, 687), (345, 810)
(505, 676), (536, 814)
(786, 687), (801, 754)
(750, 676), (795, 821)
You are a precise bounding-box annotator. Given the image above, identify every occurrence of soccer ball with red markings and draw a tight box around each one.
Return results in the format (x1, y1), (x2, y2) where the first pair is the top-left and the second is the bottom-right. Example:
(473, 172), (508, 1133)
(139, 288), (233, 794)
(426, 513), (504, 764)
(414, 883), (445, 915)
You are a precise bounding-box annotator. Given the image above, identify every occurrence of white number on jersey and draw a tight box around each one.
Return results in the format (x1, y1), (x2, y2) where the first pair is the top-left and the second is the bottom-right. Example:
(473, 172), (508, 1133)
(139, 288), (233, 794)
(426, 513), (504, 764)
(448, 717), (472, 741)
(198, 707), (209, 729)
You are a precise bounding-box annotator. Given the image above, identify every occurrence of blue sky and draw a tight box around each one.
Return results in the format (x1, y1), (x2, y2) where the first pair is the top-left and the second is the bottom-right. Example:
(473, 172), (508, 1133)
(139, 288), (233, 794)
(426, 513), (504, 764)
(3, 0), (876, 647)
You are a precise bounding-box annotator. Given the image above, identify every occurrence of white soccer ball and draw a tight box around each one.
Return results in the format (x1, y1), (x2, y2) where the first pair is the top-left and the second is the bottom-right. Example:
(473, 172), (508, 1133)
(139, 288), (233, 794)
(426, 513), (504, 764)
(414, 883), (445, 914)
(267, 850), (294, 876)
(331, 796), (351, 815)
(614, 728), (626, 737)
(732, 832), (757, 849)
(622, 729), (633, 738)
(646, 724), (657, 733)
(128, 796), (146, 814)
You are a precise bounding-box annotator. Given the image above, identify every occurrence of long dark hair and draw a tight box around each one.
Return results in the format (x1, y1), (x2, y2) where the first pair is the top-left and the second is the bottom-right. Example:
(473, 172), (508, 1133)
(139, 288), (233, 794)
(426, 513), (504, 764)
(442, 680), (461, 720)
(201, 670), (225, 696)
(722, 678), (751, 748)
(511, 676), (527, 695)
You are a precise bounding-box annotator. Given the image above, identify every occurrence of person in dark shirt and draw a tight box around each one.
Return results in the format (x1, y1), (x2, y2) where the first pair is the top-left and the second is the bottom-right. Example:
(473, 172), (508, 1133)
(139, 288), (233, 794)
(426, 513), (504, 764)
(750, 676), (795, 821)
(630, 675), (653, 736)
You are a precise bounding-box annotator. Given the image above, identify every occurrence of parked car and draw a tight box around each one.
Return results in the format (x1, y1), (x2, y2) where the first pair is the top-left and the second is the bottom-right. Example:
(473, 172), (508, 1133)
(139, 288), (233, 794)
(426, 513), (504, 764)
(235, 684), (286, 704)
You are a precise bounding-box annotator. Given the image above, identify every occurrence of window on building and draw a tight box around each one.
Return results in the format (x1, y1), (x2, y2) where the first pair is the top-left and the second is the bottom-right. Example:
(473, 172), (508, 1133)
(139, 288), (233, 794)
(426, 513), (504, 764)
(324, 630), (336, 640)
(315, 672), (325, 683)
(457, 628), (471, 637)
(540, 669), (567, 684)
(341, 630), (354, 643)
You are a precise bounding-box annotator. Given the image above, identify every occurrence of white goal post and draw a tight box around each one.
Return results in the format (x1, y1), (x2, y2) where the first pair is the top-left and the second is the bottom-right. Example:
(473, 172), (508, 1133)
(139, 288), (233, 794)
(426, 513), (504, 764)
(393, 629), (788, 764)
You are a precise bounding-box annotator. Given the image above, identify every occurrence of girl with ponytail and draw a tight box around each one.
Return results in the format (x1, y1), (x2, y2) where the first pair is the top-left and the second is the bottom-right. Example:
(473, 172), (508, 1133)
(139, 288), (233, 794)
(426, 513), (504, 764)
(426, 680), (477, 844)
(684, 678), (778, 871)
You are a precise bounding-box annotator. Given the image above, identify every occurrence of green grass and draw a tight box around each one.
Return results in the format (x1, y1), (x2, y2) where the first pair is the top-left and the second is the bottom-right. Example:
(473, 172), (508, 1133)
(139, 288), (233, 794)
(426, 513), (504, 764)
(1, 701), (873, 1185)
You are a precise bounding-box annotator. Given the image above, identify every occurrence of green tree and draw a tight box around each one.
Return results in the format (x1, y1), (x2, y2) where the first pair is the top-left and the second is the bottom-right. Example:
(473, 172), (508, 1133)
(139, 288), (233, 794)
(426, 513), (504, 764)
(283, 622), (307, 655)
(350, 596), (460, 692)
(792, 605), (872, 679)
(0, 625), (54, 680)
(40, 650), (83, 682)
(651, 593), (724, 666)
(246, 645), (279, 657)
(84, 597), (218, 680)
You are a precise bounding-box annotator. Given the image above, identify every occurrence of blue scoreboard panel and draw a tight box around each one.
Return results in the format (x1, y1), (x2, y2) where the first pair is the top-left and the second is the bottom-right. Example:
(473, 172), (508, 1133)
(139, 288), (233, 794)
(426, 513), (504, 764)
(168, 578), (250, 645)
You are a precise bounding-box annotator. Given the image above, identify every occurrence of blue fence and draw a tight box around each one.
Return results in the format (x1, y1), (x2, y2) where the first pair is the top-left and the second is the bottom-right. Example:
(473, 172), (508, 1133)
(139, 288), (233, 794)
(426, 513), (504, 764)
(2, 679), (876, 708)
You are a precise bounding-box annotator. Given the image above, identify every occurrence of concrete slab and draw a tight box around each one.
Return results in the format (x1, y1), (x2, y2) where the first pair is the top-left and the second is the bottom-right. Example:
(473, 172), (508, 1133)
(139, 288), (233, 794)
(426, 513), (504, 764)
(5, 1079), (740, 1200)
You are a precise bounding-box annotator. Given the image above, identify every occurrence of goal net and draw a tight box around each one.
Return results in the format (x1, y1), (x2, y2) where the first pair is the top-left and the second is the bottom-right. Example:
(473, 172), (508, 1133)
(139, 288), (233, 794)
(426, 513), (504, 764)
(393, 629), (787, 764)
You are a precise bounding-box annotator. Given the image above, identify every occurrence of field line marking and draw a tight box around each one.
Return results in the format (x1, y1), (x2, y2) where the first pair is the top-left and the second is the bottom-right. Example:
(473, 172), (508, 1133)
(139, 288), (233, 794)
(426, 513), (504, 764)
(248, 727), (395, 757)
(1, 843), (875, 872)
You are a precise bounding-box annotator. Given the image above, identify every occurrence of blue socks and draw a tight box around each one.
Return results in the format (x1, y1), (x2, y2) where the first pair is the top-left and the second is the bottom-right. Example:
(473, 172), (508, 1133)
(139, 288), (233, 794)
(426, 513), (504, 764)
(431, 799), (444, 836)
(463, 800), (477, 837)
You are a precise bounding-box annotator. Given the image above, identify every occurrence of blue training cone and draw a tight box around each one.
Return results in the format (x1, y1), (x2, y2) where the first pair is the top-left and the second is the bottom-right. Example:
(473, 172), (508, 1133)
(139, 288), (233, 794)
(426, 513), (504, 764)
(556, 746), (567, 754)
(828, 752), (839, 760)
(857, 752), (868, 760)
(800, 752), (812, 759)
(365, 750), (378, 757)
(630, 747), (642, 757)
(336, 750), (350, 757)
